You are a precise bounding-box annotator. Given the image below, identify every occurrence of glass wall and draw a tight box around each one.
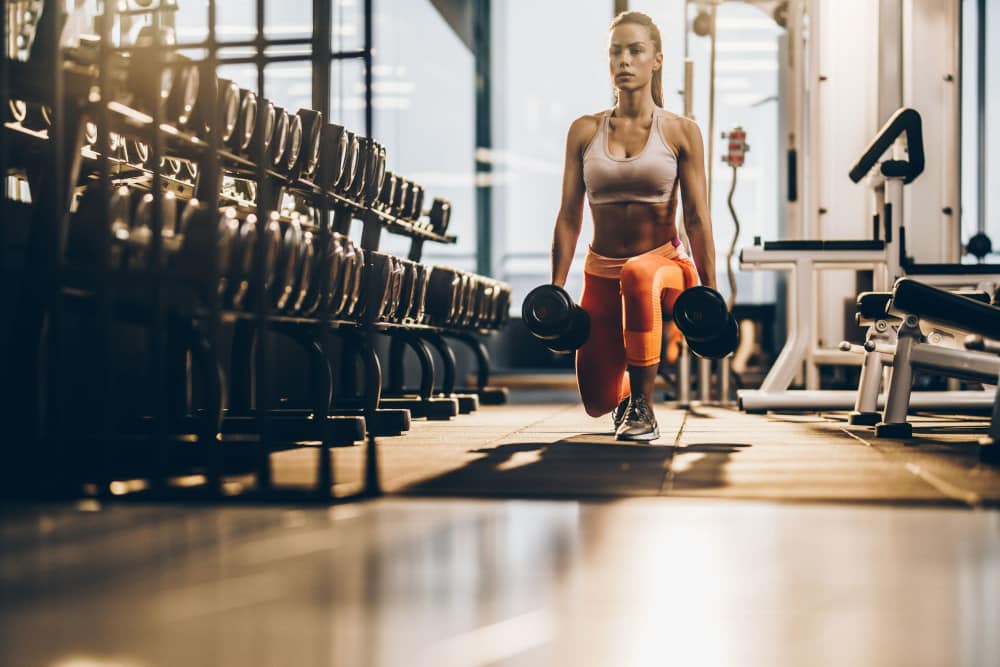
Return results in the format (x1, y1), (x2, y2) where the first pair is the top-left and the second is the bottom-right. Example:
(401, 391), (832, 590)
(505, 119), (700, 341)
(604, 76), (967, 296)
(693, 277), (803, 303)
(369, 0), (476, 264)
(490, 0), (613, 302)
(961, 0), (998, 259)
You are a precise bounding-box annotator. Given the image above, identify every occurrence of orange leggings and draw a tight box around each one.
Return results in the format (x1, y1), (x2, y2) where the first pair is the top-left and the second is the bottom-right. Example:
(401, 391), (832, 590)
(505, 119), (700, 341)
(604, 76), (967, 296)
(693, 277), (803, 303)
(575, 246), (699, 417)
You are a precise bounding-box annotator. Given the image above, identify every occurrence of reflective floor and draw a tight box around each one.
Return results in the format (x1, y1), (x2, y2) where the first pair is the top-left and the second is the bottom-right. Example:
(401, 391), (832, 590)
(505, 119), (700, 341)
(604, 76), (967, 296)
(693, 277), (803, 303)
(2, 496), (999, 667)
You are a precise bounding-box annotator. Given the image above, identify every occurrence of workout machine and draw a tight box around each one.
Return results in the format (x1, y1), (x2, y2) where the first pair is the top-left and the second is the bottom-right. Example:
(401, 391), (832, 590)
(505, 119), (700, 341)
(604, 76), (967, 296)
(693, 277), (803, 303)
(738, 108), (1000, 412)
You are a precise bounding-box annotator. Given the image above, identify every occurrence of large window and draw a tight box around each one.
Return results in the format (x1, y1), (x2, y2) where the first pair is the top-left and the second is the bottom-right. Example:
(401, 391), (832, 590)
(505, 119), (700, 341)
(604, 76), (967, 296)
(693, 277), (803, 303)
(370, 0), (476, 265)
(490, 0), (612, 302)
(961, 0), (998, 258)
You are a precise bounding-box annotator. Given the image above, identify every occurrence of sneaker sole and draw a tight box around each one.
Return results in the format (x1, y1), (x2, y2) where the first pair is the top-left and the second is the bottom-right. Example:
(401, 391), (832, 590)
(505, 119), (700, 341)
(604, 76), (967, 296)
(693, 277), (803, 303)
(615, 429), (660, 442)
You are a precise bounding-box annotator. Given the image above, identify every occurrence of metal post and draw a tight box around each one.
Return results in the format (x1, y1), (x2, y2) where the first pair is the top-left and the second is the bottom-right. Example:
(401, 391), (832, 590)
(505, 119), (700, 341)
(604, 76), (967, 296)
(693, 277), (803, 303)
(976, 0), (986, 236)
(698, 357), (712, 403)
(678, 342), (691, 407)
(474, 0), (492, 276)
(363, 0), (373, 138)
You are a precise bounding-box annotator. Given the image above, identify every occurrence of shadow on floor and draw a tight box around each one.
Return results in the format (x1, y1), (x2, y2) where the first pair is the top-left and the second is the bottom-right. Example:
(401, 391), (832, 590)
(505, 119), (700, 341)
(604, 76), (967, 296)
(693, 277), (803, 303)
(400, 434), (752, 499)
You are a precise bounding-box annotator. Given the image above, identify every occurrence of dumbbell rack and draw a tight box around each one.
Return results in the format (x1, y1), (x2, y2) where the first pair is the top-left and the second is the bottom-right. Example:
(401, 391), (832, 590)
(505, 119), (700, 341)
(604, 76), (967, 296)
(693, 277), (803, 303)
(0, 0), (510, 502)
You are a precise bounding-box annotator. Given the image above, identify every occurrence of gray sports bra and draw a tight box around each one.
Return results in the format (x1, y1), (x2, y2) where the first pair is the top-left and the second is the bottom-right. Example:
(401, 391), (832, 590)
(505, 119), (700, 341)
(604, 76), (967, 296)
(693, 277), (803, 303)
(582, 107), (678, 205)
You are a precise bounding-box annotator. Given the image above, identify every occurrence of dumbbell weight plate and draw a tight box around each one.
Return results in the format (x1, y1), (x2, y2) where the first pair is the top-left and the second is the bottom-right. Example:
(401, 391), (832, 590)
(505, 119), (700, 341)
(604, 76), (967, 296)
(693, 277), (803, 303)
(410, 184), (425, 223)
(337, 132), (358, 195)
(232, 88), (257, 153)
(122, 138), (149, 167)
(429, 198), (451, 235)
(125, 191), (180, 271)
(347, 137), (369, 202)
(248, 99), (275, 159)
(297, 230), (331, 317)
(290, 229), (316, 315)
(165, 60), (200, 128)
(687, 314), (740, 360)
(317, 229), (348, 318)
(391, 257), (405, 321)
(295, 109), (324, 181)
(215, 78), (240, 144)
(274, 216), (303, 311)
(228, 214), (257, 309)
(396, 259), (416, 321)
(672, 286), (730, 343)
(269, 107), (290, 167)
(390, 177), (405, 218)
(318, 124), (349, 192)
(6, 99), (27, 123)
(412, 264), (429, 322)
(283, 113), (303, 175)
(371, 143), (387, 204)
(68, 184), (132, 268)
(496, 286), (512, 327)
(346, 246), (366, 318)
(379, 172), (397, 211)
(521, 284), (577, 340)
(363, 252), (394, 322)
(362, 141), (384, 205)
(426, 266), (460, 326)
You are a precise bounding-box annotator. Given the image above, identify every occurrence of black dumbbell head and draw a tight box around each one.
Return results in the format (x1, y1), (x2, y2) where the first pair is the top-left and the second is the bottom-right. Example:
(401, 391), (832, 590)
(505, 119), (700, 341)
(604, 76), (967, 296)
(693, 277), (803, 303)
(687, 313), (739, 359)
(522, 284), (577, 340)
(295, 108), (324, 181)
(672, 286), (730, 342)
(319, 124), (349, 191)
(283, 112), (303, 174)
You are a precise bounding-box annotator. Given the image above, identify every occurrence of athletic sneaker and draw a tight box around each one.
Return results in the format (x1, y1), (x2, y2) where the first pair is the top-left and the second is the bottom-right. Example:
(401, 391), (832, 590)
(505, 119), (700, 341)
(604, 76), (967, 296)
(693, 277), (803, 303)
(611, 396), (630, 431)
(615, 394), (660, 442)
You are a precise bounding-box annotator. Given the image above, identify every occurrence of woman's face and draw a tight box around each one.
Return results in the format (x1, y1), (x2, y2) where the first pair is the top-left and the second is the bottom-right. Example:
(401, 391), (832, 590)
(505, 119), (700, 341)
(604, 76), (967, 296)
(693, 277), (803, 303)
(608, 23), (661, 95)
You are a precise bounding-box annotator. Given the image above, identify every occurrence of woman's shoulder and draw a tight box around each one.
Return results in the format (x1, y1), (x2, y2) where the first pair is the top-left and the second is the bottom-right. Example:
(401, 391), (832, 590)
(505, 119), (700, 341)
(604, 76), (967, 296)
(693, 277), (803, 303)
(568, 111), (606, 133)
(656, 109), (703, 152)
(565, 111), (606, 150)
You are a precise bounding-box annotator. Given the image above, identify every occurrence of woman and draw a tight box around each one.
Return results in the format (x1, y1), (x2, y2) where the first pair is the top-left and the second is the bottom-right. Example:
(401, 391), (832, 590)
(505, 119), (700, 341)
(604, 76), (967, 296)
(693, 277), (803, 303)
(551, 11), (717, 441)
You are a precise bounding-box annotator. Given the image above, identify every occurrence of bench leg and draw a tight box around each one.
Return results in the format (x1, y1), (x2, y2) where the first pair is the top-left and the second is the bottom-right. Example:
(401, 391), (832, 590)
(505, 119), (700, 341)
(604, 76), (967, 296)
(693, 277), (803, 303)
(875, 316), (919, 438)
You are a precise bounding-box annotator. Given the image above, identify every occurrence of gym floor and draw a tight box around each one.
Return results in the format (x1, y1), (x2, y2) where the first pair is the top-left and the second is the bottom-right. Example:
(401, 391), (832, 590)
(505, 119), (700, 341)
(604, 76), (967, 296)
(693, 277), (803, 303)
(3, 397), (999, 666)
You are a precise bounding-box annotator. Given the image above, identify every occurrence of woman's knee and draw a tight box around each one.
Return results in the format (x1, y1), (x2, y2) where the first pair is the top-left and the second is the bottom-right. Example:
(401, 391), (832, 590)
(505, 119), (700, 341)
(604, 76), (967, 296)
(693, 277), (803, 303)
(620, 256), (656, 296)
(581, 390), (620, 417)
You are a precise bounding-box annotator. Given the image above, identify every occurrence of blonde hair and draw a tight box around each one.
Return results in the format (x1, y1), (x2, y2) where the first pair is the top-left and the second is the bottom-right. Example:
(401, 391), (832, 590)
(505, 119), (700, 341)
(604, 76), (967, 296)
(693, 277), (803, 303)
(610, 11), (664, 107)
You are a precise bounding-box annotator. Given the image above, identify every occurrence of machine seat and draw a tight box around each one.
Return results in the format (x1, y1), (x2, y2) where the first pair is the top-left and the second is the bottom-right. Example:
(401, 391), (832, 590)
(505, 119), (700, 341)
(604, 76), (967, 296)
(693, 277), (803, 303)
(891, 279), (1000, 339)
(859, 289), (990, 320)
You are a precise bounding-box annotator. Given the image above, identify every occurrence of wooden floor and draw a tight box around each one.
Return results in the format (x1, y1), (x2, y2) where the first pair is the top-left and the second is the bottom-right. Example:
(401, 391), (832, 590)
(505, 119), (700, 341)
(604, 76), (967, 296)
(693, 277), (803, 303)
(2, 397), (1000, 666)
(275, 398), (1000, 507)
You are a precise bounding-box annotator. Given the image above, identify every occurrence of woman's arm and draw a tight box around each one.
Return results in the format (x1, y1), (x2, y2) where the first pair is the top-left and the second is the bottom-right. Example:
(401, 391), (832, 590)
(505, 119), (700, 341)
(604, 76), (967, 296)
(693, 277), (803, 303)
(676, 119), (717, 289)
(551, 119), (589, 287)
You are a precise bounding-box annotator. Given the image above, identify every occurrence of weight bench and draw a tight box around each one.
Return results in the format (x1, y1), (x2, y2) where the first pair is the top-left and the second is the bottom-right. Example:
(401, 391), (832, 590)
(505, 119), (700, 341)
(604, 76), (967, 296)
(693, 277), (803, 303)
(876, 279), (1000, 442)
(843, 290), (995, 425)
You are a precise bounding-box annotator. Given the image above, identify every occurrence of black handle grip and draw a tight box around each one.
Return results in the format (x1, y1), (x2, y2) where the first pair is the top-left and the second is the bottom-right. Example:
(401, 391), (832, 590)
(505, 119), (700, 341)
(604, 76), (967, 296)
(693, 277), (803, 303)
(849, 107), (924, 185)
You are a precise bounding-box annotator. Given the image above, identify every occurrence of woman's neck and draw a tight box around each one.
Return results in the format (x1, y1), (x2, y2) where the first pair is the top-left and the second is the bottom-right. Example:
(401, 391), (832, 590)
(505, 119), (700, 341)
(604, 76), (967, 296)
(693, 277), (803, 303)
(614, 89), (656, 120)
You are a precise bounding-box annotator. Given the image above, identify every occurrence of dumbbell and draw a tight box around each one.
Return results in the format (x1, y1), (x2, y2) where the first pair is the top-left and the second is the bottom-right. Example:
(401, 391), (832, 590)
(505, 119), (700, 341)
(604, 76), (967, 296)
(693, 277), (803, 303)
(426, 266), (463, 326)
(293, 108), (324, 181)
(671, 286), (739, 359)
(336, 131), (360, 197)
(378, 171), (398, 212)
(273, 215), (303, 311)
(521, 284), (590, 354)
(229, 88), (257, 154)
(429, 198), (451, 235)
(173, 205), (241, 298)
(227, 212), (281, 310)
(268, 107), (290, 167)
(317, 123), (349, 193)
